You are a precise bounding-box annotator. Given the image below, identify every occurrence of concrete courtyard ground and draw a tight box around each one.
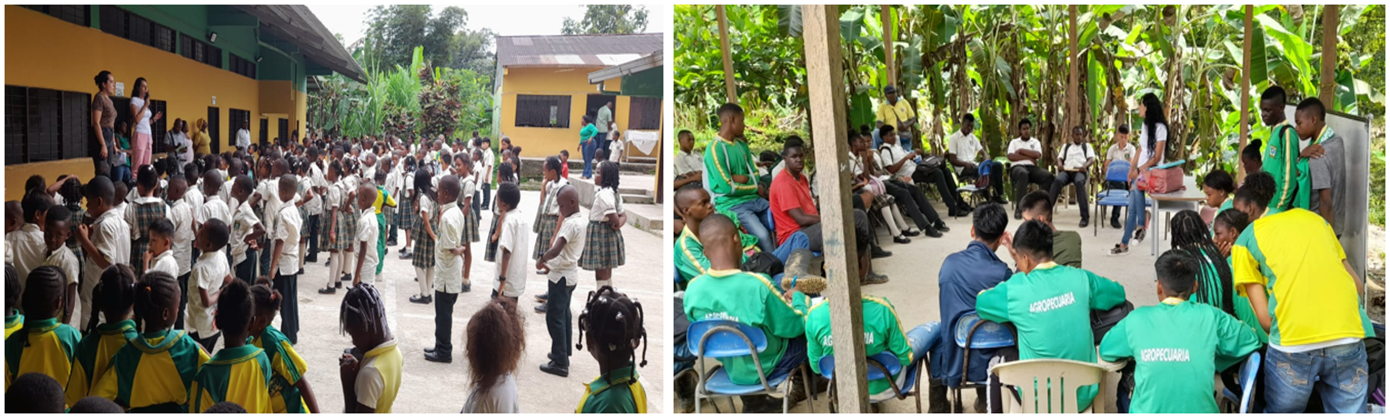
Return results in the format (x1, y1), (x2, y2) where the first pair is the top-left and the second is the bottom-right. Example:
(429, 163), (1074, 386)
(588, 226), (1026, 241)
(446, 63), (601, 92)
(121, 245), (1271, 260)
(274, 189), (666, 413)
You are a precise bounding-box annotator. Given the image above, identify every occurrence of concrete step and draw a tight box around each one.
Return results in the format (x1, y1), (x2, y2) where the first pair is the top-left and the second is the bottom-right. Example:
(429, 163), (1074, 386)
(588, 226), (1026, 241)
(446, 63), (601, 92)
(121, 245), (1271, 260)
(624, 203), (664, 234)
(570, 174), (655, 208)
(519, 157), (657, 179)
(621, 193), (654, 205)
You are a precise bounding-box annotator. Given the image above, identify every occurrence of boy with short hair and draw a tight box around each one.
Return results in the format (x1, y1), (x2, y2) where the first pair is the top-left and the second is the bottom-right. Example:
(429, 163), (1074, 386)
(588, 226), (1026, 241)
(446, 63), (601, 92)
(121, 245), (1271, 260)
(190, 219), (237, 352)
(1295, 97), (1347, 237)
(12, 191), (52, 291)
(976, 220), (1126, 411)
(144, 218), (179, 278)
(230, 175), (266, 283)
(167, 177), (196, 328)
(269, 175), (303, 343)
(1257, 86), (1310, 212)
(492, 183), (529, 302)
(426, 176), (464, 364)
(1099, 249), (1261, 413)
(39, 206), (79, 326)
(1018, 191), (1082, 268)
(536, 185), (585, 377)
(75, 177), (130, 332)
(353, 183), (380, 287)
(673, 130), (703, 190)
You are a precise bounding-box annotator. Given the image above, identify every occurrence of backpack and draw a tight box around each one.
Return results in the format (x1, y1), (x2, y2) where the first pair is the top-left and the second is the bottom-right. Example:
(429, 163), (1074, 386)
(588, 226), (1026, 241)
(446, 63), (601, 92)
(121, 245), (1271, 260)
(1061, 143), (1093, 166)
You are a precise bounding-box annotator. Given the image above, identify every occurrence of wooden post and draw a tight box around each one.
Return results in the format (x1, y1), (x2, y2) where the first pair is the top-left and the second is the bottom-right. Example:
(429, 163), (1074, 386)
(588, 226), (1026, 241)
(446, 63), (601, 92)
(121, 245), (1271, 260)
(1320, 5), (1339, 106)
(882, 5), (895, 89)
(1066, 5), (1079, 136)
(1239, 5), (1252, 181)
(802, 4), (870, 413)
(716, 5), (738, 104)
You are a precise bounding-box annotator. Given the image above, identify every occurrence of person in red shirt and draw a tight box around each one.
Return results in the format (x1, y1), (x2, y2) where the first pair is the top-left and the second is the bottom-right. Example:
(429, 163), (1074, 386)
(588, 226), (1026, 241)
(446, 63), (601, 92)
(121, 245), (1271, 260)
(768, 138), (887, 285)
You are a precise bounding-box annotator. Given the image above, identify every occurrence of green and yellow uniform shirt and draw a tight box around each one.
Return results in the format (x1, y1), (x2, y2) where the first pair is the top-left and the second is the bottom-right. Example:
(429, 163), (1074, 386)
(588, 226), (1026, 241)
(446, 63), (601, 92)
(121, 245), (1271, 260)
(4, 313), (22, 340)
(373, 186), (396, 215)
(805, 296), (913, 395)
(4, 316), (82, 392)
(575, 364), (647, 413)
(1261, 121), (1310, 212)
(976, 262), (1126, 410)
(1232, 208), (1370, 349)
(94, 329), (210, 412)
(703, 135), (761, 212)
(684, 269), (808, 385)
(354, 340), (403, 413)
(1099, 298), (1262, 413)
(674, 213), (758, 285)
(65, 319), (139, 407)
(189, 345), (274, 413)
(251, 326), (311, 413)
(1188, 249), (1268, 345)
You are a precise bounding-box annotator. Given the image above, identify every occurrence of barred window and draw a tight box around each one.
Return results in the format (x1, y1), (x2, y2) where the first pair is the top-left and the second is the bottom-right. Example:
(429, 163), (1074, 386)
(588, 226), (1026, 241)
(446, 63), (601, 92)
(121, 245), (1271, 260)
(514, 95), (571, 128)
(627, 97), (662, 130)
(4, 85), (90, 164)
(229, 54), (256, 79)
(24, 5), (89, 27)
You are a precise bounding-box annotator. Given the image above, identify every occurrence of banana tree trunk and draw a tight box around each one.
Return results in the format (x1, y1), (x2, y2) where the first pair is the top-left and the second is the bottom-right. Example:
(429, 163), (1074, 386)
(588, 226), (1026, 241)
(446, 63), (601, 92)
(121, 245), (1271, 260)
(1319, 5), (1338, 106)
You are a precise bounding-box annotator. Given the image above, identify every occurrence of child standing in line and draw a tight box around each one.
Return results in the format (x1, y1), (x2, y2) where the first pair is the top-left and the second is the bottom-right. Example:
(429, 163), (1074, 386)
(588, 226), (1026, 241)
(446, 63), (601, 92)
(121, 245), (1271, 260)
(230, 176), (265, 283)
(353, 183), (380, 287)
(127, 165), (170, 277)
(39, 206), (79, 326)
(338, 284), (403, 413)
(537, 185), (585, 377)
(269, 175), (303, 343)
(409, 168), (439, 304)
(188, 279), (273, 413)
(321, 160), (357, 293)
(143, 218), (179, 282)
(456, 155), (479, 292)
(532, 157), (570, 283)
(166, 177), (195, 329)
(13, 190), (52, 295)
(94, 271), (210, 412)
(188, 219), (236, 352)
(471, 149), (486, 220)
(574, 286), (650, 413)
(397, 156), (418, 259)
(5, 266), (21, 339)
(426, 176), (464, 364)
(3, 266), (82, 392)
(488, 183), (529, 303)
(64, 265), (139, 407)
(76, 177), (131, 332)
(384, 157), (402, 248)
(372, 170), (395, 277)
(461, 298), (525, 413)
(249, 278), (320, 413)
(580, 162), (627, 289)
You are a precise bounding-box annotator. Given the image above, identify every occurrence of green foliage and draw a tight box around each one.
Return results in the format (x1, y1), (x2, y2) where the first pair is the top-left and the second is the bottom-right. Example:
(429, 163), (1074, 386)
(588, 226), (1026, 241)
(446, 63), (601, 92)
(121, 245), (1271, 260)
(363, 5), (495, 85)
(562, 5), (649, 35)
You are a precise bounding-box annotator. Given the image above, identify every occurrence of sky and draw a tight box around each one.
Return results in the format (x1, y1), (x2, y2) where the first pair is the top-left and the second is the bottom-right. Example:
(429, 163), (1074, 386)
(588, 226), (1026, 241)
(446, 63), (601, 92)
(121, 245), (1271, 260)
(308, 4), (670, 49)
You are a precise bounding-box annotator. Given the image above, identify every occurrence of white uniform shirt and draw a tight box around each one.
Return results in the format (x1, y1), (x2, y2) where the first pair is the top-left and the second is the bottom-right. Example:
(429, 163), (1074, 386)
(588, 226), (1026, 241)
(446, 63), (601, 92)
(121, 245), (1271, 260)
(147, 249), (179, 278)
(257, 179), (284, 236)
(81, 210), (130, 326)
(590, 188), (624, 222)
(1057, 143), (1096, 172)
(1007, 137), (1043, 166)
(307, 163), (327, 216)
(354, 208), (379, 284)
(435, 202), (466, 293)
(230, 200), (261, 265)
(41, 246), (81, 292)
(879, 145), (917, 179)
(9, 224), (47, 292)
(496, 210), (530, 298)
(947, 130), (984, 167)
(675, 150), (703, 176)
(170, 199), (196, 275)
(187, 250), (229, 335)
(275, 205), (303, 276)
(545, 213), (587, 286)
(236, 128), (251, 150)
(198, 195), (232, 232)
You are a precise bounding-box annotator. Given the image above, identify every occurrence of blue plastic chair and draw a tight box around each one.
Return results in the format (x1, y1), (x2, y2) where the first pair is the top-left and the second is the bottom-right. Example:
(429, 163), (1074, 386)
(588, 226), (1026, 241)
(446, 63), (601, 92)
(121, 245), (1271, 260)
(817, 351), (922, 412)
(951, 311), (1017, 413)
(687, 319), (814, 413)
(1094, 160), (1132, 236)
(1220, 352), (1261, 413)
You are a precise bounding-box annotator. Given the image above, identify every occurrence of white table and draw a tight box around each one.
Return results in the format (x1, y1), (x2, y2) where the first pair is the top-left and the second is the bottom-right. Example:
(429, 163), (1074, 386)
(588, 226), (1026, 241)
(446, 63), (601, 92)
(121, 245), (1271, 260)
(1147, 176), (1205, 256)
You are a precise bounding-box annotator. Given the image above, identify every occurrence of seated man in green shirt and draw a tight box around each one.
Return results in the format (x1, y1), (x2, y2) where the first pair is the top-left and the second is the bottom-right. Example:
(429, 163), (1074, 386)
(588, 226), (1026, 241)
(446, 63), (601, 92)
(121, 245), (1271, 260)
(683, 214), (812, 413)
(674, 187), (815, 291)
(977, 220), (1126, 411)
(1018, 191), (1082, 268)
(805, 296), (939, 404)
(1099, 249), (1262, 413)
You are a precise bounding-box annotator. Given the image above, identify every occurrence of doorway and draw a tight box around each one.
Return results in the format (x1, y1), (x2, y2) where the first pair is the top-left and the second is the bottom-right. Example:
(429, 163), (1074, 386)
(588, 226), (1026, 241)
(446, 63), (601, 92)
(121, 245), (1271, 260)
(584, 94), (617, 125)
(259, 118), (269, 147)
(208, 107), (220, 155)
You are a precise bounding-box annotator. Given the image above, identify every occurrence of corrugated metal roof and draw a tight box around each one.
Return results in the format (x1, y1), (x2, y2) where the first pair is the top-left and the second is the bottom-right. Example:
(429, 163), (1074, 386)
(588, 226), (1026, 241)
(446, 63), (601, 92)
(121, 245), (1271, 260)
(496, 33), (662, 68)
(236, 5), (367, 82)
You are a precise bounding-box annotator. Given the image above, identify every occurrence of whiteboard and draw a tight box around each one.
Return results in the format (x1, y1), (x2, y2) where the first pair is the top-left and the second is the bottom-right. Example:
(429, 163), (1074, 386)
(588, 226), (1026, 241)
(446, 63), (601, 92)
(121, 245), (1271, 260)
(1284, 105), (1370, 281)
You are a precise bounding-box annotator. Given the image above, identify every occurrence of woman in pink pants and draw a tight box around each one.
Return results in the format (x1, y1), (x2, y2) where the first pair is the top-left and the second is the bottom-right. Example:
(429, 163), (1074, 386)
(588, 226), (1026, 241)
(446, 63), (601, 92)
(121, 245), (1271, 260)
(128, 77), (162, 169)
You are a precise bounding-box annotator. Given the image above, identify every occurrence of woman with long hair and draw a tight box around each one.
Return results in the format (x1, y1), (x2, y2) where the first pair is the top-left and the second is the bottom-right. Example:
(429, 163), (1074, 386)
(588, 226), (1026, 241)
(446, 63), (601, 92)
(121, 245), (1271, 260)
(1110, 93), (1167, 256)
(91, 71), (121, 171)
(128, 77), (164, 169)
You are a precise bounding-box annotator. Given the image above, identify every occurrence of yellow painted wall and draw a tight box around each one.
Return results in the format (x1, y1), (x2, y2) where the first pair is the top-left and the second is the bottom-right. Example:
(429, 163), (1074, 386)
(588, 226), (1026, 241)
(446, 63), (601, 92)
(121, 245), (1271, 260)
(498, 67), (657, 158)
(4, 161), (94, 202)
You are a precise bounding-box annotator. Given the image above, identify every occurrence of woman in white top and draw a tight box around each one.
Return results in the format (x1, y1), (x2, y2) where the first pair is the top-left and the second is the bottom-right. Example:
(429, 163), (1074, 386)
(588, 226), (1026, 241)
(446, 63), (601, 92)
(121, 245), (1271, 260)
(173, 119), (194, 170)
(128, 77), (163, 169)
(1110, 93), (1169, 256)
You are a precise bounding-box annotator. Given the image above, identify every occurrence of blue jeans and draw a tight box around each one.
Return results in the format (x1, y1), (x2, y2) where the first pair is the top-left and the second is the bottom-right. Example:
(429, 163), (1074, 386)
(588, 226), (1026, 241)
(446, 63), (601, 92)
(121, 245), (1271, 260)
(1264, 342), (1368, 413)
(771, 231), (810, 263)
(906, 323), (941, 364)
(595, 131), (609, 156)
(1120, 186), (1148, 245)
(769, 336), (808, 379)
(730, 198), (775, 253)
(581, 140), (597, 179)
(111, 165), (132, 185)
(898, 133), (914, 152)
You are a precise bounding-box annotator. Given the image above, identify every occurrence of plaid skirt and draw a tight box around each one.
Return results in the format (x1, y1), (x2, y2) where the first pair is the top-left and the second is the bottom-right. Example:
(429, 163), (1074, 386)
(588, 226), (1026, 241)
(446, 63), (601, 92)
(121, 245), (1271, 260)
(411, 209), (437, 268)
(579, 220), (625, 270)
(531, 214), (560, 260)
(319, 213), (334, 249)
(382, 205), (395, 229)
(398, 201), (417, 233)
(483, 215), (501, 262)
(331, 208), (358, 251)
(464, 208), (481, 244)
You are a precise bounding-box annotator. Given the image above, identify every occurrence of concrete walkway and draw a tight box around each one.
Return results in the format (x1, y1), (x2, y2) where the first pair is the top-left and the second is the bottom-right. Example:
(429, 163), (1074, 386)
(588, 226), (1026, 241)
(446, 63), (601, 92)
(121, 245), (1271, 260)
(285, 190), (665, 413)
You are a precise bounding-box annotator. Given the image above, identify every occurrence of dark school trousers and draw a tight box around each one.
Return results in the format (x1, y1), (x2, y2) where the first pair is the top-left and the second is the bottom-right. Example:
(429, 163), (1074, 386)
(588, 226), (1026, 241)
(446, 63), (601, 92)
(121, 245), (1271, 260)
(274, 272), (299, 344)
(546, 279), (577, 367)
(305, 214), (321, 261)
(235, 249), (257, 284)
(434, 290), (459, 357)
(192, 331), (221, 354)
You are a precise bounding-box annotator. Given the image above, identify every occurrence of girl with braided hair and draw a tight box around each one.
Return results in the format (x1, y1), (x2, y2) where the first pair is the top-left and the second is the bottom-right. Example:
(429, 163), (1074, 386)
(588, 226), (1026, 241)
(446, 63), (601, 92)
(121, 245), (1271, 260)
(94, 271), (210, 412)
(574, 286), (649, 413)
(338, 283), (402, 413)
(249, 276), (320, 413)
(189, 279), (273, 413)
(3, 265), (81, 392)
(1169, 210), (1268, 345)
(65, 264), (139, 406)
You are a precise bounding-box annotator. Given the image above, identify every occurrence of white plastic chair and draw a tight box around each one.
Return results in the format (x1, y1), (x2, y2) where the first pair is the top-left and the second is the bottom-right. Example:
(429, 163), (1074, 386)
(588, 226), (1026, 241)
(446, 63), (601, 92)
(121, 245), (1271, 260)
(988, 358), (1107, 413)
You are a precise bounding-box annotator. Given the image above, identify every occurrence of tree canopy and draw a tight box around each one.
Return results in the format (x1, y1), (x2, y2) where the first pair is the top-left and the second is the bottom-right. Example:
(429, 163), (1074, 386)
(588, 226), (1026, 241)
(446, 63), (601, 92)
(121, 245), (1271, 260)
(562, 5), (649, 35)
(363, 5), (496, 79)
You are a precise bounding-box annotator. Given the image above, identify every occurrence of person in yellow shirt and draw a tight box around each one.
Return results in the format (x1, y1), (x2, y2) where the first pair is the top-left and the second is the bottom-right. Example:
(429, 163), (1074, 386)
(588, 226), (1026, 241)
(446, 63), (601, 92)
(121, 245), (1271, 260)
(93, 271), (210, 412)
(875, 85), (917, 152)
(189, 279), (273, 413)
(4, 265), (21, 340)
(4, 266), (82, 392)
(192, 118), (212, 156)
(250, 277), (320, 413)
(64, 265), (139, 407)
(339, 283), (403, 413)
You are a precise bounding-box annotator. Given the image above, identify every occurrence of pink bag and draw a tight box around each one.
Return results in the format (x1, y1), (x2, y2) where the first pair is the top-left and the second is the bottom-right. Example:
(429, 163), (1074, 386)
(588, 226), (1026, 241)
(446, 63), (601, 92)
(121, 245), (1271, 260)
(1139, 166), (1185, 194)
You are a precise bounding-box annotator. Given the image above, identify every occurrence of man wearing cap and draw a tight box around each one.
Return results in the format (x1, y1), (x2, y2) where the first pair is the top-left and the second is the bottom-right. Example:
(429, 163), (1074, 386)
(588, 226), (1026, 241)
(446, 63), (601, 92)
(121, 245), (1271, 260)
(876, 85), (918, 153)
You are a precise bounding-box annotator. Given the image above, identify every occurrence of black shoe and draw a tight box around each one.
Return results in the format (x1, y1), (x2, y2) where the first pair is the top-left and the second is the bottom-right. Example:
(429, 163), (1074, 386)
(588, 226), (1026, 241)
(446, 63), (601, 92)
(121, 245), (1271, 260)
(409, 295), (432, 304)
(317, 287), (336, 295)
(386, 240), (397, 247)
(974, 387), (989, 413)
(399, 246), (410, 254)
(424, 351), (452, 363)
(927, 378), (950, 413)
(948, 209), (966, 218)
(892, 235), (911, 244)
(462, 283), (471, 293)
(871, 246), (892, 259)
(921, 226), (943, 238)
(934, 221), (951, 233)
(1014, 209), (1023, 220)
(535, 293), (549, 302)
(741, 395), (780, 413)
(325, 260), (331, 267)
(958, 203), (973, 213)
(535, 304), (547, 313)
(902, 228), (921, 237)
(862, 272), (890, 285)
(398, 251), (412, 260)
(296, 268), (304, 276)
(1079, 219), (1089, 228)
(1111, 219), (1122, 229)
(424, 347), (436, 354)
(539, 361), (569, 377)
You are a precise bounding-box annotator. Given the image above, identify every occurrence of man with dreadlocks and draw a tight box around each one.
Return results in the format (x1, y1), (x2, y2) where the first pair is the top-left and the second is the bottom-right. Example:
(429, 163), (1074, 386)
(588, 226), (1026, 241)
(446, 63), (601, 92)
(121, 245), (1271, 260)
(338, 283), (402, 413)
(574, 286), (649, 413)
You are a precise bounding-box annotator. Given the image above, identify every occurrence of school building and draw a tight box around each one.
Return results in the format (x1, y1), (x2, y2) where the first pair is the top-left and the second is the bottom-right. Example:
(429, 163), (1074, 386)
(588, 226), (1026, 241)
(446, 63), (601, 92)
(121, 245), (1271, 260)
(4, 5), (364, 201)
(492, 33), (664, 159)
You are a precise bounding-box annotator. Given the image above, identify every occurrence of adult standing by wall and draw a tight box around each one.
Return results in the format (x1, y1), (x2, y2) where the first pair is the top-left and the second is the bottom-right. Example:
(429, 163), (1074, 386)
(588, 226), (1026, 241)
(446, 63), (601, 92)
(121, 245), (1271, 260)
(91, 71), (120, 172)
(579, 115), (598, 180)
(236, 121), (252, 152)
(595, 101), (614, 153)
(192, 118), (212, 157)
(128, 77), (163, 169)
